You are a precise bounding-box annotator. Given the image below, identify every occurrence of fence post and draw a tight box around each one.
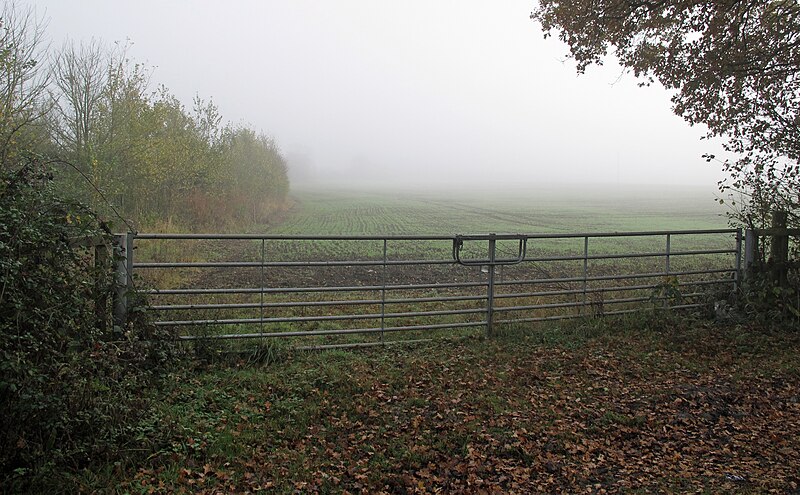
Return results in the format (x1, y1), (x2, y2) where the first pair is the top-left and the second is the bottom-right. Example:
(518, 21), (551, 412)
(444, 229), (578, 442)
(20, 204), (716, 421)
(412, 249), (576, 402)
(94, 240), (109, 332)
(381, 239), (387, 343)
(260, 238), (266, 342)
(734, 228), (742, 292)
(113, 233), (134, 328)
(486, 235), (496, 337)
(582, 236), (588, 314)
(743, 229), (757, 280)
(770, 210), (789, 287)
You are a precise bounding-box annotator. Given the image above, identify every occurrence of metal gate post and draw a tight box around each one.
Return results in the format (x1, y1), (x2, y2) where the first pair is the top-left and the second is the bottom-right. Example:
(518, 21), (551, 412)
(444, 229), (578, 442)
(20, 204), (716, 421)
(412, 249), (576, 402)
(486, 235), (496, 337)
(260, 239), (266, 341)
(113, 233), (133, 328)
(381, 239), (387, 342)
(582, 236), (588, 314)
(771, 210), (789, 287)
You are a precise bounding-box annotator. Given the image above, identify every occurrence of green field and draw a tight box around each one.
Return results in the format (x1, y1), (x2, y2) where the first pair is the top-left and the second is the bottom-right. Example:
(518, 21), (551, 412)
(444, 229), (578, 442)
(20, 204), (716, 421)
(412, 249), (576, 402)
(261, 184), (736, 261)
(138, 184), (732, 266)
(134, 185), (739, 348)
(273, 184), (729, 235)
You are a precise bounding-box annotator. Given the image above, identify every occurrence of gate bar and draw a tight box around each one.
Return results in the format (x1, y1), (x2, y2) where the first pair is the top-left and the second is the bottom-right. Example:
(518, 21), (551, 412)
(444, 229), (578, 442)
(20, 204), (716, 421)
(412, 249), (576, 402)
(134, 229), (737, 240)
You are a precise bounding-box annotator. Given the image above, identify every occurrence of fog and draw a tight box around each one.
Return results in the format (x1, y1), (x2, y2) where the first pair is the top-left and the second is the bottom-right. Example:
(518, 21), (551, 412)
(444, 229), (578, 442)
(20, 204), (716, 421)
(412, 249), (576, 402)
(31, 0), (729, 189)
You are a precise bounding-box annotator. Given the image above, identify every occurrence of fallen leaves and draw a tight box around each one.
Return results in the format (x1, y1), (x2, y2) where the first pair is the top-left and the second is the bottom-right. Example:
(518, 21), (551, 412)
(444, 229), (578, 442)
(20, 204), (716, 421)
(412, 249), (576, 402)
(125, 327), (800, 493)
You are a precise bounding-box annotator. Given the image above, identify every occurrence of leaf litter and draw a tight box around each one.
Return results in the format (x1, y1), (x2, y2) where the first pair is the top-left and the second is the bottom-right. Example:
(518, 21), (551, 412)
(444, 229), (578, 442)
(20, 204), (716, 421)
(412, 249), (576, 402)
(124, 322), (800, 494)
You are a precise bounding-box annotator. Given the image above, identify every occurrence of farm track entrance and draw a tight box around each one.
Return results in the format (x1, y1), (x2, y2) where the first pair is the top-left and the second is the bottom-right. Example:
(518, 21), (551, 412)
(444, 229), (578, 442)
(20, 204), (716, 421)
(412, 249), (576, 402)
(129, 229), (741, 349)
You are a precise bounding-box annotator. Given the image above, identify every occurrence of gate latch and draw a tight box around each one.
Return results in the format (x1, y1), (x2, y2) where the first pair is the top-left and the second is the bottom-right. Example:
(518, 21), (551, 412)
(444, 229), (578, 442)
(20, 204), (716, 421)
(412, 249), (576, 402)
(452, 234), (528, 266)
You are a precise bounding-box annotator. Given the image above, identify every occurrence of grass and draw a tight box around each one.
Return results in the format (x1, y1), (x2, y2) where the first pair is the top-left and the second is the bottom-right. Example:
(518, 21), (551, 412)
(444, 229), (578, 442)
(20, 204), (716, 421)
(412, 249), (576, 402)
(133, 185), (737, 347)
(58, 313), (800, 494)
(273, 184), (728, 235)
(134, 184), (731, 273)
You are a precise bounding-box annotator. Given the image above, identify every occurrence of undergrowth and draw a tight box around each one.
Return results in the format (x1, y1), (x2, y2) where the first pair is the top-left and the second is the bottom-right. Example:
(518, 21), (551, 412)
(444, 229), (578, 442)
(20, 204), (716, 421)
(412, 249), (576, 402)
(43, 309), (800, 493)
(0, 163), (177, 492)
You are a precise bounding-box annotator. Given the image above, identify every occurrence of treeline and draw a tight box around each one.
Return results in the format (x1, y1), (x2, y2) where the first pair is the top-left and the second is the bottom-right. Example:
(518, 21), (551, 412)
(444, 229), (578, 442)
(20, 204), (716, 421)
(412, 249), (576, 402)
(3, 4), (165, 489)
(0, 4), (285, 489)
(3, 11), (289, 229)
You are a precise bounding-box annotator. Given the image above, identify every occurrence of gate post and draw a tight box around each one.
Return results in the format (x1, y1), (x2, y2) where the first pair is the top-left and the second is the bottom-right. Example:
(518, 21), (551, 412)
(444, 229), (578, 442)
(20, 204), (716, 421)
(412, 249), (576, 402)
(95, 240), (109, 332)
(486, 235), (496, 337)
(113, 233), (134, 328)
(733, 228), (742, 292)
(770, 210), (789, 287)
(743, 229), (757, 280)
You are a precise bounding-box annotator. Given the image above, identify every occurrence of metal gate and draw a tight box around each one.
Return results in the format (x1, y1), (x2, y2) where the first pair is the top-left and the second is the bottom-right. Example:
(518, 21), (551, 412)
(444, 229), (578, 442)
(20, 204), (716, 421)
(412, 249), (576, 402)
(120, 229), (741, 349)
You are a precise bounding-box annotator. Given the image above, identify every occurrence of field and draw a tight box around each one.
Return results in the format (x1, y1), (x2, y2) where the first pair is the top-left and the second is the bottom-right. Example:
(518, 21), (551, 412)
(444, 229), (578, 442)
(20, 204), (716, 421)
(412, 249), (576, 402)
(136, 184), (732, 272)
(273, 184), (728, 235)
(49, 186), (800, 494)
(134, 185), (738, 348)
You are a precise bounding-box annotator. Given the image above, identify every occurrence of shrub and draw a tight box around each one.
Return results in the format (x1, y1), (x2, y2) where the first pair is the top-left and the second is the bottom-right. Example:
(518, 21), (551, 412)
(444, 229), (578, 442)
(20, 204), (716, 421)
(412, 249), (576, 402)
(0, 160), (175, 490)
(738, 269), (800, 328)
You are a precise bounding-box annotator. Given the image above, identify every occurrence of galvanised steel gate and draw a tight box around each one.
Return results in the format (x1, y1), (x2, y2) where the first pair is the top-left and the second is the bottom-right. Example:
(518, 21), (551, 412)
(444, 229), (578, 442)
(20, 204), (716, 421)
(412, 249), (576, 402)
(121, 229), (741, 349)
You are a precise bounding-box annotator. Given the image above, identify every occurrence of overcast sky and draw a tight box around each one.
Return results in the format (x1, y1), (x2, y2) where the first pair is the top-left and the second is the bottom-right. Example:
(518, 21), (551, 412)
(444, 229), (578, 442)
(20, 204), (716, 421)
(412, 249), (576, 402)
(29, 0), (728, 189)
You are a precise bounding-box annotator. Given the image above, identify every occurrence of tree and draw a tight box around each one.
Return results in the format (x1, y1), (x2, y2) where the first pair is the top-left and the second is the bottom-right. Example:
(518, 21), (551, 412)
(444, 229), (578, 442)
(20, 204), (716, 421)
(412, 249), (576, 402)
(531, 0), (800, 227)
(192, 94), (222, 145)
(0, 1), (49, 165)
(0, 6), (175, 486)
(220, 125), (289, 223)
(49, 39), (107, 198)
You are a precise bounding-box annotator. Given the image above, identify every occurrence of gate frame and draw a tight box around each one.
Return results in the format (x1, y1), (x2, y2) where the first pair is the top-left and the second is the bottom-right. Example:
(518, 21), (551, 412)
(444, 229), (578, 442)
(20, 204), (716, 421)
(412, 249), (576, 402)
(120, 229), (743, 345)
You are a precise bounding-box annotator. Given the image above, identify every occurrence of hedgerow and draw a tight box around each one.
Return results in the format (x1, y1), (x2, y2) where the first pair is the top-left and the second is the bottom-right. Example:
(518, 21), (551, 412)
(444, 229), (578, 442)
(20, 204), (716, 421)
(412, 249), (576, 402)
(0, 160), (175, 491)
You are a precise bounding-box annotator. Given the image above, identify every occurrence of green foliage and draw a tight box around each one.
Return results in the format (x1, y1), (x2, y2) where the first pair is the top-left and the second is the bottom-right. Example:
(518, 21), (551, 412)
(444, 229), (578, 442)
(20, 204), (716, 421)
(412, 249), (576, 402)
(737, 269), (800, 328)
(650, 276), (683, 308)
(49, 41), (290, 230)
(219, 126), (289, 224)
(0, 161), (176, 491)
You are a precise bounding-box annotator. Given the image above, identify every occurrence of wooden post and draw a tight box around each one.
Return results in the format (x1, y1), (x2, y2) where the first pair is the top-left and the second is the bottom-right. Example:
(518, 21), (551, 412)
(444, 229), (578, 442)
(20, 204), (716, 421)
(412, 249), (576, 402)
(113, 233), (133, 328)
(770, 210), (789, 287)
(734, 228), (742, 292)
(743, 229), (757, 280)
(95, 241), (109, 332)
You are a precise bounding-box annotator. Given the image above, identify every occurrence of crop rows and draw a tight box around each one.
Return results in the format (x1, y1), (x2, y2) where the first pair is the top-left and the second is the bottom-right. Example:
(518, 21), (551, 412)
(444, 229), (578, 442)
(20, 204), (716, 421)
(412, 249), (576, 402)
(134, 187), (736, 346)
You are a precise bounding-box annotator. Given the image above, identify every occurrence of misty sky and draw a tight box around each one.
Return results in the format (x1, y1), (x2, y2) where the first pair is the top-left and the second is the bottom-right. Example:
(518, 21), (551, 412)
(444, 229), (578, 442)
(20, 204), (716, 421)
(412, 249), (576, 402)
(29, 0), (728, 189)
